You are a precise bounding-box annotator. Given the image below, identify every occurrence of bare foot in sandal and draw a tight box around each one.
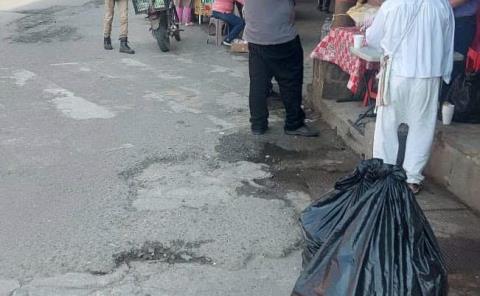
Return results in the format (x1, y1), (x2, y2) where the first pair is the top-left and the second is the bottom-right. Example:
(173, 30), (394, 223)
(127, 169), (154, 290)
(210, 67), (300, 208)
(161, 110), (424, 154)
(408, 183), (422, 195)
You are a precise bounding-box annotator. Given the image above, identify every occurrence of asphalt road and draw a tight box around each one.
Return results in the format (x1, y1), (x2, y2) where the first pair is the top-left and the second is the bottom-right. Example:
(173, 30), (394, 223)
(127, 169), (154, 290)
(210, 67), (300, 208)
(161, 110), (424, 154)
(2, 0), (480, 295)
(0, 0), (342, 294)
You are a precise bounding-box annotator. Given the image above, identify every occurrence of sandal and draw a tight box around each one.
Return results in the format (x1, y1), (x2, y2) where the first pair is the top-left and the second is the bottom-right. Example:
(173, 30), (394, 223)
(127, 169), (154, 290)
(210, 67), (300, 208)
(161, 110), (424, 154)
(408, 183), (423, 195)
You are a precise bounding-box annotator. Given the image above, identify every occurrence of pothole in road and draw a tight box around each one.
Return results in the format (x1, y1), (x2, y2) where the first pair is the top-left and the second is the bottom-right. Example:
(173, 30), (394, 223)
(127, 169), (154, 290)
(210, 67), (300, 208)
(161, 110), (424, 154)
(7, 5), (81, 43)
(114, 240), (214, 267)
(11, 26), (80, 43)
(119, 152), (271, 212)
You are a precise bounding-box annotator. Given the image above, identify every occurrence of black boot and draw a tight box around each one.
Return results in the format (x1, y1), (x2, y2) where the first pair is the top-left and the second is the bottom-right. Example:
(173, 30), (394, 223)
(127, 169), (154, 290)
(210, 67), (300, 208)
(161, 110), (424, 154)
(119, 37), (135, 54)
(104, 36), (113, 50)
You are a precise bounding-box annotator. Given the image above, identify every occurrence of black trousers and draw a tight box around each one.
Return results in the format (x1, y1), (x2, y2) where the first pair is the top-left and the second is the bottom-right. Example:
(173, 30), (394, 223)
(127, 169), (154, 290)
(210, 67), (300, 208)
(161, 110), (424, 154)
(248, 36), (305, 131)
(319, 0), (330, 11)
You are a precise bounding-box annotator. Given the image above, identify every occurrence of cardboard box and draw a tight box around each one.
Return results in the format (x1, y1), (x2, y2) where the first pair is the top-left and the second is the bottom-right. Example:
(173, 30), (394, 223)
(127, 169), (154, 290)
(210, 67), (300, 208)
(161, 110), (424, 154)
(231, 41), (248, 53)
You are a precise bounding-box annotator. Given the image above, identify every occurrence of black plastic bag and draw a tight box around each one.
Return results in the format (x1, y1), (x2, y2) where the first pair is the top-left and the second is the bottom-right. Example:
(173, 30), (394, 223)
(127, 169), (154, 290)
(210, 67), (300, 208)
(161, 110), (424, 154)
(300, 159), (385, 266)
(292, 124), (448, 296)
(446, 72), (480, 123)
(293, 160), (448, 296)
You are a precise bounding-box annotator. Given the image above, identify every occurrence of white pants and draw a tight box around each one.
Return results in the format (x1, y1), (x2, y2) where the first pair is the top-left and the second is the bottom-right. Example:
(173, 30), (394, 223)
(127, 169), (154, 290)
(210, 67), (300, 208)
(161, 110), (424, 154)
(373, 75), (440, 184)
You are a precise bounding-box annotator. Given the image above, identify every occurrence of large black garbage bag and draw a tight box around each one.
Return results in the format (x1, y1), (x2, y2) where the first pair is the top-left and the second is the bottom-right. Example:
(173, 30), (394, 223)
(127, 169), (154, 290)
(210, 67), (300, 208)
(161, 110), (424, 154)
(292, 160), (448, 296)
(300, 159), (385, 266)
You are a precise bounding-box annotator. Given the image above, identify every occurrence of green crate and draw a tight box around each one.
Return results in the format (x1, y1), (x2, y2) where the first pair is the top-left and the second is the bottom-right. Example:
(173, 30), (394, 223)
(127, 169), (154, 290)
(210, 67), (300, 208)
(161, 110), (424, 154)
(132, 0), (166, 14)
(153, 0), (166, 9)
(132, 0), (149, 14)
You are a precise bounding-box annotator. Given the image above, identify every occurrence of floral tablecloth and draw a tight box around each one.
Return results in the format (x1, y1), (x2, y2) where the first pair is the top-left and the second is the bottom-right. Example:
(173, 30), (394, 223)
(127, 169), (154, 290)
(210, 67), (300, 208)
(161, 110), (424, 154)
(311, 27), (378, 94)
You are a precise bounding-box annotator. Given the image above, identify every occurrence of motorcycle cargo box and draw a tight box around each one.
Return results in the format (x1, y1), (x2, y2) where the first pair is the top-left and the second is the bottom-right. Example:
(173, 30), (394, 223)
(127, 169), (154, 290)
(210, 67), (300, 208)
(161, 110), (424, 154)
(133, 0), (166, 14)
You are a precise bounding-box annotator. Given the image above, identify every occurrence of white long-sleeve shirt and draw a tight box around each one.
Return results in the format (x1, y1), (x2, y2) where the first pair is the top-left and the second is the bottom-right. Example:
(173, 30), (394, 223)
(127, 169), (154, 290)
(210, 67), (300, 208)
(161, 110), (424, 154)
(366, 0), (455, 83)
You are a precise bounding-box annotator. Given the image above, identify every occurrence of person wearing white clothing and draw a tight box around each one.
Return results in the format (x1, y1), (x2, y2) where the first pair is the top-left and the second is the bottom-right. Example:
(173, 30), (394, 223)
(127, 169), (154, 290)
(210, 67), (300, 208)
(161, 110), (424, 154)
(366, 0), (454, 193)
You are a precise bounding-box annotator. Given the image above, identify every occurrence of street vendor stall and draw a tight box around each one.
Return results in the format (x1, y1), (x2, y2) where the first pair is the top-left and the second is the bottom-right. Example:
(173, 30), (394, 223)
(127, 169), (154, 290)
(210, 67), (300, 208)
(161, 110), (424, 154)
(309, 0), (383, 107)
(310, 0), (464, 129)
(195, 0), (213, 24)
(311, 26), (378, 96)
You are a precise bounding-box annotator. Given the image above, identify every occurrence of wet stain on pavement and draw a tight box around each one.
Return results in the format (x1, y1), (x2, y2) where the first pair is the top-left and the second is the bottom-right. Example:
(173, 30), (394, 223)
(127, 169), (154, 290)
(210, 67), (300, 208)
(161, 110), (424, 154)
(216, 126), (360, 199)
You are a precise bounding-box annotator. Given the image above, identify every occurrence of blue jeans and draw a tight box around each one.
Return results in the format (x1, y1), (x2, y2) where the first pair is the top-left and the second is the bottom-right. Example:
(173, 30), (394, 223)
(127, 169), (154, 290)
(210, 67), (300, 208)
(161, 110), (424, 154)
(211, 11), (245, 42)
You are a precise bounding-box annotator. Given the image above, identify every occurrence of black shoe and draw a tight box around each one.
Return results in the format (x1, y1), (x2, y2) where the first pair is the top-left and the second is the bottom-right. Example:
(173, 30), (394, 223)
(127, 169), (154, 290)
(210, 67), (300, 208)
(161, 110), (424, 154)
(119, 37), (135, 54)
(104, 36), (113, 50)
(251, 127), (268, 135)
(284, 125), (319, 137)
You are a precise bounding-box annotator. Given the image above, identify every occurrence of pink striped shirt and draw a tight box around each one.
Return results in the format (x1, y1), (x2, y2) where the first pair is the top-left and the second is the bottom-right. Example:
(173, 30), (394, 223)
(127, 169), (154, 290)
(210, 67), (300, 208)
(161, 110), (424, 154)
(212, 0), (244, 14)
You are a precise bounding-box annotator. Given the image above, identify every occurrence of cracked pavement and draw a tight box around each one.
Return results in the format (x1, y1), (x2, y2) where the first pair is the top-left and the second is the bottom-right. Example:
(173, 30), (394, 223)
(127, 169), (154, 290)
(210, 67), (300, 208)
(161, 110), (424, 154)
(1, 0), (480, 295)
(0, 0), (341, 294)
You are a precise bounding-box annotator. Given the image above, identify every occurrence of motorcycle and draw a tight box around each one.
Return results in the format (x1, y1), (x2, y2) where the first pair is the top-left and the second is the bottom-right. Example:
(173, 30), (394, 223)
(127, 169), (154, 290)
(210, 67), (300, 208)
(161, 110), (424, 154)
(133, 0), (182, 52)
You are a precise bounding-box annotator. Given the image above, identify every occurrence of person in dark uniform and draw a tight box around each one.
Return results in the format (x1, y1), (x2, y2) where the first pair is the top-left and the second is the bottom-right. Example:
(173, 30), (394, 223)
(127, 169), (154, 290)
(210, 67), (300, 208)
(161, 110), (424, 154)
(243, 0), (319, 137)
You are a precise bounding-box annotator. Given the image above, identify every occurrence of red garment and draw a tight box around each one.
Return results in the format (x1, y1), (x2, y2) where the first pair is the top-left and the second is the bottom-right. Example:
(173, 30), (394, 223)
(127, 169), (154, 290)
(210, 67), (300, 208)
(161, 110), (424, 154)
(471, 8), (480, 51)
(212, 0), (244, 13)
(466, 8), (480, 72)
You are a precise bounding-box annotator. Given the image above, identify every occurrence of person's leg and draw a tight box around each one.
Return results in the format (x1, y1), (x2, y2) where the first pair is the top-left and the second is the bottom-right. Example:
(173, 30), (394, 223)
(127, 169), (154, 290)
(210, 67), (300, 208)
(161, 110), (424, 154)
(182, 0), (193, 25)
(175, 0), (184, 23)
(103, 0), (115, 38)
(103, 0), (115, 50)
(212, 12), (244, 42)
(267, 80), (273, 95)
(402, 77), (440, 185)
(248, 43), (270, 133)
(266, 78), (280, 98)
(321, 0), (330, 12)
(118, 0), (134, 54)
(269, 37), (306, 131)
(372, 77), (406, 165)
(222, 13), (244, 42)
(118, 0), (128, 39)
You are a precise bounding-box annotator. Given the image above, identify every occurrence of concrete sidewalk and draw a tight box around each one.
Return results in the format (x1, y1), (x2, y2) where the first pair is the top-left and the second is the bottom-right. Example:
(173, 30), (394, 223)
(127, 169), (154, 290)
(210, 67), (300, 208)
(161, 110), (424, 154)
(295, 1), (480, 294)
(308, 98), (480, 294)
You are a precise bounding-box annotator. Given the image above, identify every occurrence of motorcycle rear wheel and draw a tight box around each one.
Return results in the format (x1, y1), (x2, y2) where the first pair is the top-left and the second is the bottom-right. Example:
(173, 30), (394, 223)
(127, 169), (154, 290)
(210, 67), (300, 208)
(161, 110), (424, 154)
(154, 27), (170, 52)
(153, 12), (170, 52)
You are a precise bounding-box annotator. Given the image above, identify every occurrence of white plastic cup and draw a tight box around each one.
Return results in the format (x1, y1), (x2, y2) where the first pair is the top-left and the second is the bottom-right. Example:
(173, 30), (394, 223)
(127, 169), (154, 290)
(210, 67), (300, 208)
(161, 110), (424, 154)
(353, 34), (364, 49)
(442, 103), (455, 125)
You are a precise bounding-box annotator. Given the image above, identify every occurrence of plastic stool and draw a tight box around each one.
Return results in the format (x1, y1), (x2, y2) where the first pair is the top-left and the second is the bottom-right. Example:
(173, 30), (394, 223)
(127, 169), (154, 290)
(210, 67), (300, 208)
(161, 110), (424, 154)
(208, 17), (229, 46)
